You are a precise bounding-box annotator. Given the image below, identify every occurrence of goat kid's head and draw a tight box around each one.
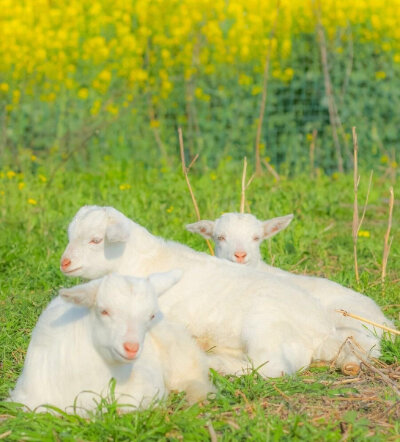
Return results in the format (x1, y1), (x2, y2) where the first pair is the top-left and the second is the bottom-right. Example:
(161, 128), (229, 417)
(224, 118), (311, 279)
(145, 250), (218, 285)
(60, 206), (131, 279)
(186, 213), (293, 266)
(59, 270), (182, 364)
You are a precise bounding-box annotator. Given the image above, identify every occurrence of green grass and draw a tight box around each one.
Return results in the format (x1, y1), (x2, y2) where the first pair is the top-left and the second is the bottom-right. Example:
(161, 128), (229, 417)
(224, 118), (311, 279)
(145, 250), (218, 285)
(0, 159), (399, 440)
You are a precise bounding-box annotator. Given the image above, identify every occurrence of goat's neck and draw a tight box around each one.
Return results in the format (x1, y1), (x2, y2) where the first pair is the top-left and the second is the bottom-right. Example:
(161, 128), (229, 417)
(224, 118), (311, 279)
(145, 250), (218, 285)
(124, 221), (204, 276)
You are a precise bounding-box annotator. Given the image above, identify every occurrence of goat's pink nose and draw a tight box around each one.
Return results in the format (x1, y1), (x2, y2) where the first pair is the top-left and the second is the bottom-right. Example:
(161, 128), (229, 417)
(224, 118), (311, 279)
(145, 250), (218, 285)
(61, 257), (71, 269)
(234, 251), (247, 263)
(123, 342), (139, 359)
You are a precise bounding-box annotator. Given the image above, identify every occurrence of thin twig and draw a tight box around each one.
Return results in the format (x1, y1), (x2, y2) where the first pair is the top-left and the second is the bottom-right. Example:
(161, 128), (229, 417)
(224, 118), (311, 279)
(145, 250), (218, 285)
(148, 105), (171, 166)
(357, 170), (373, 236)
(336, 309), (400, 336)
(339, 23), (354, 108)
(382, 187), (394, 288)
(351, 128), (373, 284)
(178, 128), (214, 255)
(314, 2), (344, 172)
(262, 158), (280, 181)
(272, 383), (290, 401)
(239, 157), (256, 213)
(240, 157), (248, 213)
(254, 0), (280, 175)
(352, 127), (360, 283)
(347, 338), (400, 398)
(206, 421), (218, 442)
(187, 153), (199, 172)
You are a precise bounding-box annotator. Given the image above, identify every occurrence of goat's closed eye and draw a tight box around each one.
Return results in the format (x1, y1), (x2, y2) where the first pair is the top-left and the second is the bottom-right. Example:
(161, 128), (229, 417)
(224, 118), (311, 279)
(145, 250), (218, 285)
(253, 236), (260, 241)
(217, 235), (226, 241)
(101, 309), (109, 316)
(90, 238), (103, 245)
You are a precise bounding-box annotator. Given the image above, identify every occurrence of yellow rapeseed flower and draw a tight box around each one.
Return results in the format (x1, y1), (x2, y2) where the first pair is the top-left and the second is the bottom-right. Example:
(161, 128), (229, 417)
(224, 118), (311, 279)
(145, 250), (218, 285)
(166, 206), (174, 213)
(28, 198), (37, 205)
(6, 170), (16, 179)
(78, 88), (89, 99)
(18, 182), (25, 190)
(119, 183), (131, 190)
(358, 230), (370, 238)
(39, 174), (47, 183)
(0, 83), (9, 93)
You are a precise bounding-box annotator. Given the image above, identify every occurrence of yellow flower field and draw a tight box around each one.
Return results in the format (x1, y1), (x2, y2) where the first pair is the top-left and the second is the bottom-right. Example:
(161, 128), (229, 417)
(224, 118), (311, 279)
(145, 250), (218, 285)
(1, 0), (399, 105)
(0, 0), (399, 171)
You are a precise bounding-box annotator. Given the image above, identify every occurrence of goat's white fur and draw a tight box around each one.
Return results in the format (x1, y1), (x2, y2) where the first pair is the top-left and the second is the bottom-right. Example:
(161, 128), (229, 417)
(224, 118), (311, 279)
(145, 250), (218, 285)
(186, 212), (395, 366)
(59, 205), (376, 377)
(10, 271), (213, 415)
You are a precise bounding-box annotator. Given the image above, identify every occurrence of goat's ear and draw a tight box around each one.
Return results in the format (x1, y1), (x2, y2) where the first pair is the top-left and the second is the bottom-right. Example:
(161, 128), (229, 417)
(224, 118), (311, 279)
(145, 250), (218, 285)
(59, 278), (102, 307)
(262, 214), (294, 239)
(105, 207), (131, 243)
(148, 269), (183, 297)
(186, 220), (215, 239)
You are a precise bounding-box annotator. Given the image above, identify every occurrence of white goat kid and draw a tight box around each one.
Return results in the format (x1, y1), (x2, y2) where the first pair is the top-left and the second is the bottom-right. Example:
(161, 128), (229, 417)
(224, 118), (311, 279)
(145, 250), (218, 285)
(10, 271), (213, 414)
(187, 213), (293, 270)
(61, 205), (352, 378)
(186, 212), (395, 369)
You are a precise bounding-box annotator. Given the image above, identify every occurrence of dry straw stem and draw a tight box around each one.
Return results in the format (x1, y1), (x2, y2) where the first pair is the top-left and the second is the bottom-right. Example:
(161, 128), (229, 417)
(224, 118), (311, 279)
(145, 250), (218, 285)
(347, 337), (400, 398)
(149, 104), (170, 167)
(254, 0), (280, 176)
(336, 309), (400, 336)
(262, 158), (280, 182)
(178, 127), (214, 256)
(381, 186), (394, 286)
(206, 421), (218, 442)
(313, 1), (344, 172)
(240, 157), (255, 213)
(351, 127), (373, 284)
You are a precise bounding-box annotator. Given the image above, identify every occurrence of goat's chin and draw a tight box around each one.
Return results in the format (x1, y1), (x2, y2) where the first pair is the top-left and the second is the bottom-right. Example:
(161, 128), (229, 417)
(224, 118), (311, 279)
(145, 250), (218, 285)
(230, 258), (250, 265)
(61, 266), (83, 276)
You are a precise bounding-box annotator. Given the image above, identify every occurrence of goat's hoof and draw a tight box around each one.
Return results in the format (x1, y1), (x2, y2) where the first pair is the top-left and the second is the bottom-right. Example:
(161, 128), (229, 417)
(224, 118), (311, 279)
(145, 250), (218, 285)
(341, 362), (360, 376)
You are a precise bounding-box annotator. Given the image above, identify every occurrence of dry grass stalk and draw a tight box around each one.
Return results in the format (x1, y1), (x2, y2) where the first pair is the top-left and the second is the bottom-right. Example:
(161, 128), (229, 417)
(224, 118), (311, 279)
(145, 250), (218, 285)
(272, 383), (290, 401)
(148, 104), (171, 167)
(178, 127), (214, 255)
(351, 127), (373, 284)
(240, 157), (248, 213)
(336, 309), (400, 336)
(240, 157), (256, 213)
(309, 129), (318, 178)
(328, 336), (354, 372)
(381, 186), (394, 287)
(313, 3), (344, 172)
(254, 0), (280, 175)
(262, 158), (280, 181)
(206, 421), (218, 442)
(352, 128), (360, 283)
(347, 337), (400, 398)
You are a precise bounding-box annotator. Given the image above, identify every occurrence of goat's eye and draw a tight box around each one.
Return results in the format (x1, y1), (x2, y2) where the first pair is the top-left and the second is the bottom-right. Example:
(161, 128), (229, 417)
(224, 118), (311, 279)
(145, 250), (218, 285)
(150, 314), (155, 320)
(217, 235), (226, 241)
(90, 238), (103, 245)
(101, 309), (109, 316)
(253, 236), (260, 241)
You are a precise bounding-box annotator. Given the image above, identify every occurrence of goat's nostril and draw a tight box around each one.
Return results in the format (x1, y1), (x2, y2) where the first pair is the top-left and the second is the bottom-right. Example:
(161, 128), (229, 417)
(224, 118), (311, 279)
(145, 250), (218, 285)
(234, 251), (247, 259)
(123, 342), (139, 356)
(61, 257), (71, 269)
